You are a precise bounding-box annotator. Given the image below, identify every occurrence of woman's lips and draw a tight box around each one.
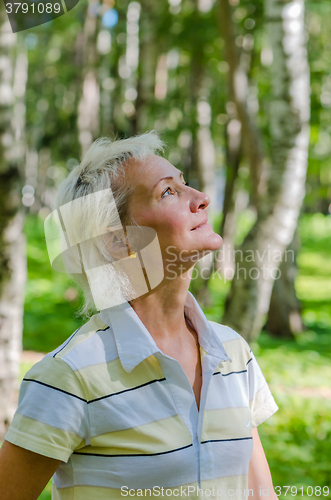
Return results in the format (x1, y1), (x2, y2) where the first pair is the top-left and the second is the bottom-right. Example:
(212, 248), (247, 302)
(191, 222), (212, 230)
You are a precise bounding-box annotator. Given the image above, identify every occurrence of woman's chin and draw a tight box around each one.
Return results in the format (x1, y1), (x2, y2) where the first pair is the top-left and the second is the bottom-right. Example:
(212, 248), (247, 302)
(188, 234), (223, 255)
(205, 232), (223, 251)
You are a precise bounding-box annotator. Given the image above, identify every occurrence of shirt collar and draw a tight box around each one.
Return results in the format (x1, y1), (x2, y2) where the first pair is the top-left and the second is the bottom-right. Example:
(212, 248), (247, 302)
(99, 291), (231, 373)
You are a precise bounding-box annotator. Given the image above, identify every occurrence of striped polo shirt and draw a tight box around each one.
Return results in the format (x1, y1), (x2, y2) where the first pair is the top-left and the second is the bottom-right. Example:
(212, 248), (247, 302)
(5, 291), (278, 500)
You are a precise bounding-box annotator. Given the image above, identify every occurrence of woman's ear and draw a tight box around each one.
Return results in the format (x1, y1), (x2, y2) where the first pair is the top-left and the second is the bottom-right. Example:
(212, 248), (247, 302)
(105, 229), (134, 261)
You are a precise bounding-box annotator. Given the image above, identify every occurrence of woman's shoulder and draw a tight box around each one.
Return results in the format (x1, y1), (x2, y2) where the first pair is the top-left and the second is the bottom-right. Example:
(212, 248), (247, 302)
(20, 314), (116, 405)
(49, 314), (110, 359)
(208, 320), (250, 346)
(207, 320), (252, 361)
(27, 313), (114, 376)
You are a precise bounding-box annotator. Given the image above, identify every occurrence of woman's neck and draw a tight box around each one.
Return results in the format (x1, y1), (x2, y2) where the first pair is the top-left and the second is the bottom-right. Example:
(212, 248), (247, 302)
(129, 270), (192, 343)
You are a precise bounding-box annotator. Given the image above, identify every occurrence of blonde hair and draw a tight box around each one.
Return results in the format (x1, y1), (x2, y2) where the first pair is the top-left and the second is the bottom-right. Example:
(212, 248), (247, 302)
(55, 131), (165, 316)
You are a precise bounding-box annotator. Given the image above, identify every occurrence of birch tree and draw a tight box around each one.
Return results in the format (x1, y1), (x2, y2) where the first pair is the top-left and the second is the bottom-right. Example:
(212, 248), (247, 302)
(222, 0), (310, 341)
(0, 10), (27, 438)
(264, 227), (304, 338)
(218, 0), (267, 208)
(77, 0), (100, 156)
(132, 0), (157, 134)
(199, 0), (259, 289)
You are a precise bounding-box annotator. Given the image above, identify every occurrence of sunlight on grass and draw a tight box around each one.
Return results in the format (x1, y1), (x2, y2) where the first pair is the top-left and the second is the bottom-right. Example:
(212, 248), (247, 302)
(296, 276), (331, 301)
(297, 251), (331, 275)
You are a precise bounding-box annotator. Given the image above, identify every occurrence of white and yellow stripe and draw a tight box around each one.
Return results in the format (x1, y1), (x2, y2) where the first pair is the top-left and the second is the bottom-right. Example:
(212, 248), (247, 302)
(5, 292), (278, 499)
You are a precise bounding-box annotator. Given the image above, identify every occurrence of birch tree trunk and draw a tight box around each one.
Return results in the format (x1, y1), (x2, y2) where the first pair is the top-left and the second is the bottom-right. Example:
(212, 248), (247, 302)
(218, 0), (268, 208)
(194, 117), (241, 306)
(264, 227), (304, 337)
(188, 55), (205, 191)
(77, 0), (100, 156)
(216, 118), (242, 280)
(0, 12), (27, 438)
(222, 0), (310, 341)
(132, 0), (157, 134)
(187, 2), (218, 285)
(201, 0), (262, 291)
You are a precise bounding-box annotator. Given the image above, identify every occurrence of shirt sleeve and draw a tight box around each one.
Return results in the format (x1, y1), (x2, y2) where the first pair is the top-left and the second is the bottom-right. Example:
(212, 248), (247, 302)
(246, 348), (278, 428)
(4, 355), (90, 462)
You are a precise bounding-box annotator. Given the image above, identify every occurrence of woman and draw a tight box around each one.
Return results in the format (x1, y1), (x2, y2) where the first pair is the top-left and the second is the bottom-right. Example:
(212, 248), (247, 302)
(0, 132), (278, 500)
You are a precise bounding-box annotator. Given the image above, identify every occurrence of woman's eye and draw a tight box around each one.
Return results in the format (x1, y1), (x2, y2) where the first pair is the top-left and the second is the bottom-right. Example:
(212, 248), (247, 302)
(161, 187), (173, 197)
(161, 182), (188, 198)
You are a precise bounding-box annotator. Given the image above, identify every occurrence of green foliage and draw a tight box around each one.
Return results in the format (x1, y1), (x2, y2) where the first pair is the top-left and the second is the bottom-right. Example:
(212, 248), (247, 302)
(23, 214), (83, 353)
(18, 0), (331, 216)
(296, 213), (331, 330)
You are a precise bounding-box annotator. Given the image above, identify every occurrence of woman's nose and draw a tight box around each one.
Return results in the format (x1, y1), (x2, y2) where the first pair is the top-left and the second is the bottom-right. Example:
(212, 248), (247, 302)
(190, 188), (210, 212)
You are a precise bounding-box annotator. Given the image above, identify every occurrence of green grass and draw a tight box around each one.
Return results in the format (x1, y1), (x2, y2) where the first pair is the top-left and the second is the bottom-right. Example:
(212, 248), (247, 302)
(20, 212), (331, 499)
(254, 331), (331, 495)
(37, 482), (52, 499)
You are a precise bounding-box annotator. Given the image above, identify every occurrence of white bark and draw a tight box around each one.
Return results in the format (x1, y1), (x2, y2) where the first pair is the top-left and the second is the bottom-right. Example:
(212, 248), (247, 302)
(77, 0), (100, 155)
(222, 0), (310, 341)
(134, 0), (156, 133)
(196, 103), (217, 276)
(78, 72), (100, 155)
(0, 213), (26, 438)
(0, 10), (27, 437)
(218, 0), (267, 206)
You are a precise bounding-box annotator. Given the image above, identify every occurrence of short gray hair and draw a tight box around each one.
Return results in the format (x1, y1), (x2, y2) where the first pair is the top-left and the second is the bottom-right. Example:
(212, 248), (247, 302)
(55, 131), (165, 316)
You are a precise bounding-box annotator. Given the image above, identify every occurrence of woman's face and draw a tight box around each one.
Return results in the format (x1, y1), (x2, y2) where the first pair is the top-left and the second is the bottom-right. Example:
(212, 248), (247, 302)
(124, 155), (223, 271)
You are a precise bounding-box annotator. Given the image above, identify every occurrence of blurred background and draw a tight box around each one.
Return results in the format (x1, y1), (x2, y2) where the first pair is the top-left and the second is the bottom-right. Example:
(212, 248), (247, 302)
(0, 0), (330, 498)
